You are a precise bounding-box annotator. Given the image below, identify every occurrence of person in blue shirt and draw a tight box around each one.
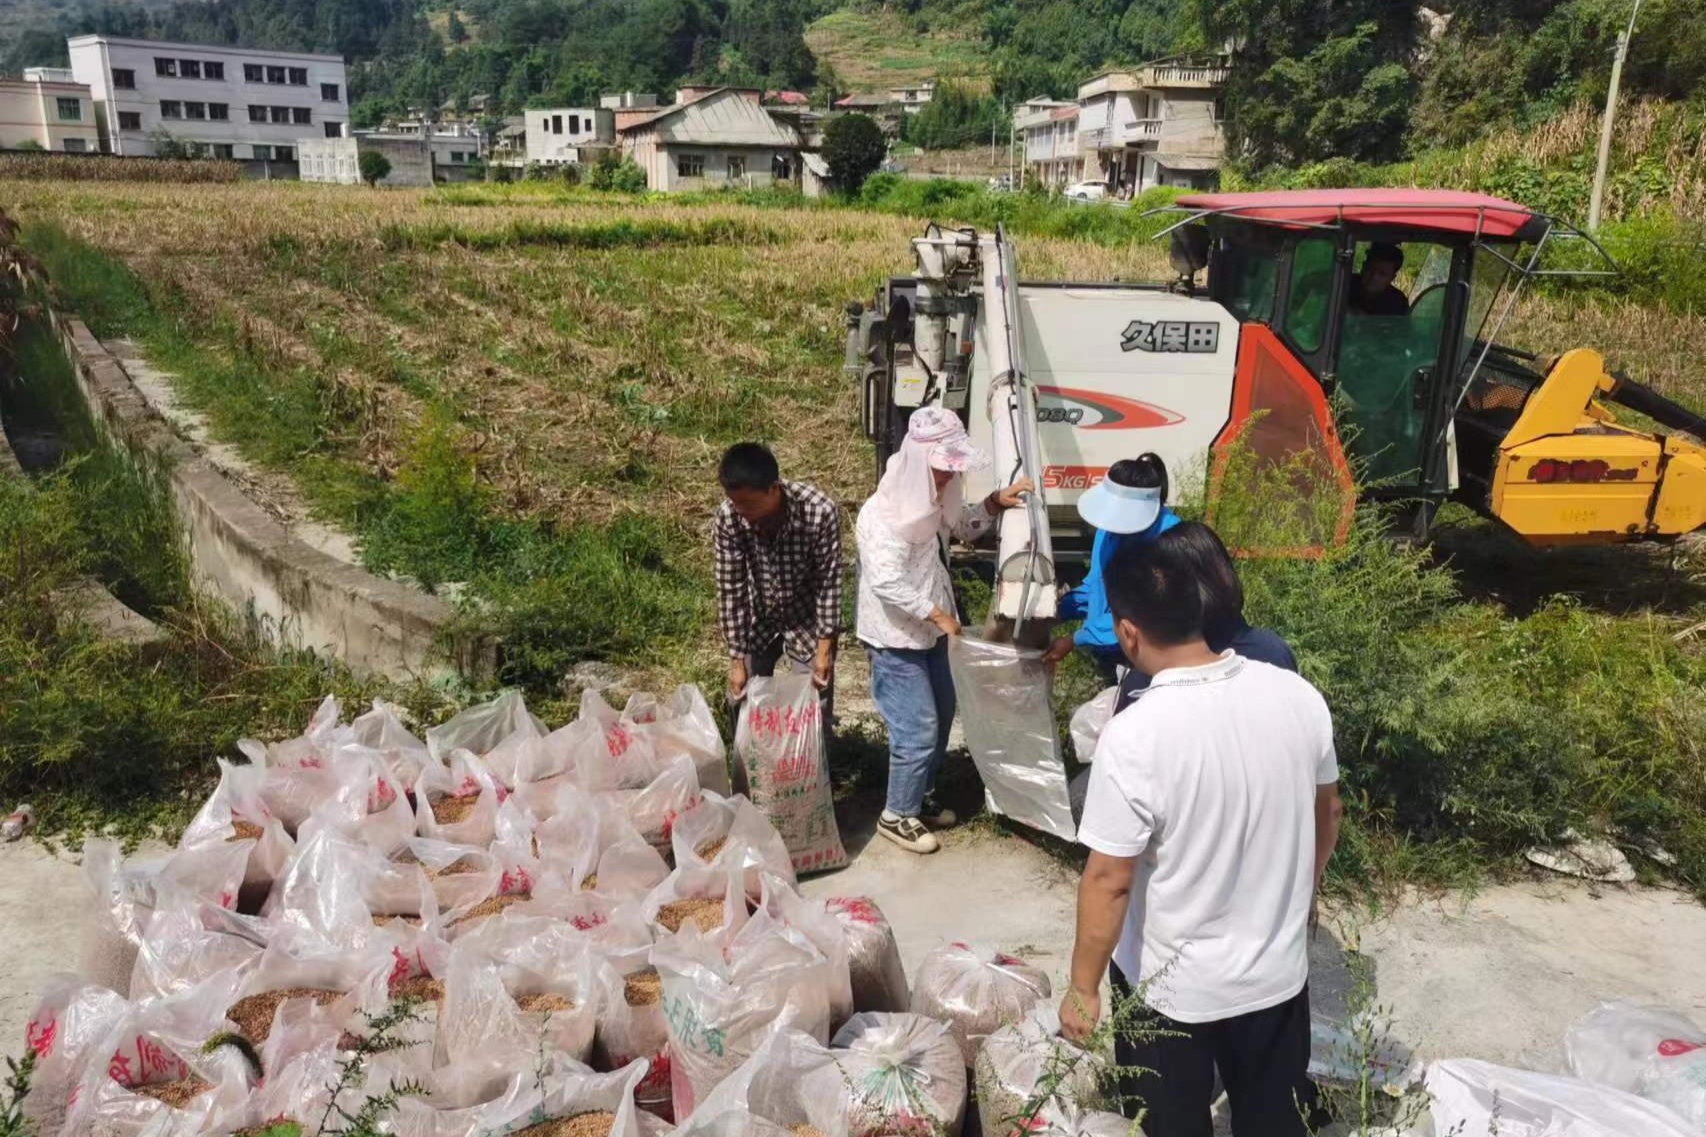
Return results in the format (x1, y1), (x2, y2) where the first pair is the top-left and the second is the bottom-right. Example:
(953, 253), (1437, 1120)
(1042, 453), (1181, 685)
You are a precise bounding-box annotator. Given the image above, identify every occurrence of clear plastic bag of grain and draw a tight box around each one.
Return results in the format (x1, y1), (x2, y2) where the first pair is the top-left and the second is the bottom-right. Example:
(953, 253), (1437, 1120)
(685, 1026), (849, 1135)
(80, 837), (251, 998)
(653, 908), (836, 1120)
(908, 942), (1052, 1067)
(973, 1007), (1111, 1137)
(1022, 1103), (1133, 1136)
(413, 749), (504, 848)
(622, 684), (732, 798)
(436, 935), (598, 1067)
(592, 948), (676, 1123)
(822, 896), (909, 1014)
(177, 757), (295, 911)
(831, 1012), (967, 1137)
(424, 687), (545, 766)
(671, 790), (797, 890)
(129, 890), (268, 1002)
(454, 1060), (676, 1137)
(17, 975), (129, 1137)
(63, 969), (254, 1137)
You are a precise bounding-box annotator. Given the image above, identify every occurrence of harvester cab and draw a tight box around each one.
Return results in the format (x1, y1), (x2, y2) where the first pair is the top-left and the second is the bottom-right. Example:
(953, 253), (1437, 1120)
(845, 190), (1706, 632)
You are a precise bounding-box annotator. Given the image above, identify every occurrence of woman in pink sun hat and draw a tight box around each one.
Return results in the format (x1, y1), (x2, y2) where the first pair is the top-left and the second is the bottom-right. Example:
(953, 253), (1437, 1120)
(853, 406), (1033, 854)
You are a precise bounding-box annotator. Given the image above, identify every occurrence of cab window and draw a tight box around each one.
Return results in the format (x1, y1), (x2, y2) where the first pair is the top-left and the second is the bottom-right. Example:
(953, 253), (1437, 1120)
(1282, 237), (1336, 353)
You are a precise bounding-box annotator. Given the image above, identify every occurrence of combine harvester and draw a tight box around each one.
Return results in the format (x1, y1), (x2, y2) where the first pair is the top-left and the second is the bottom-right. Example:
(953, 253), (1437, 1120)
(845, 188), (1706, 634)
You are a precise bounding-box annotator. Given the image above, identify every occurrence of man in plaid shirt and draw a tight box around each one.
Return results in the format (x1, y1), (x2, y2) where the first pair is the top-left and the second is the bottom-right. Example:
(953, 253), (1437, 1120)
(713, 442), (843, 714)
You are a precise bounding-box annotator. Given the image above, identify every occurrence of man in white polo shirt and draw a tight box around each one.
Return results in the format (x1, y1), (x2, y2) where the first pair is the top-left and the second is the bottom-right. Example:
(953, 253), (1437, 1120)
(1061, 522), (1343, 1136)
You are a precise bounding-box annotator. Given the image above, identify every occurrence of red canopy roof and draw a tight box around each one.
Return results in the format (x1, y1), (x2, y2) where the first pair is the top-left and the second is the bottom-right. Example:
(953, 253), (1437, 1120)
(1174, 188), (1543, 240)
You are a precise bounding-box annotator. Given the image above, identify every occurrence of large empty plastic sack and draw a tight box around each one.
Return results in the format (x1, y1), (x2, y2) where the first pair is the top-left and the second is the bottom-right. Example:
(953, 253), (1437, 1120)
(947, 636), (1077, 842)
(1564, 1000), (1706, 1124)
(1427, 1057), (1700, 1137)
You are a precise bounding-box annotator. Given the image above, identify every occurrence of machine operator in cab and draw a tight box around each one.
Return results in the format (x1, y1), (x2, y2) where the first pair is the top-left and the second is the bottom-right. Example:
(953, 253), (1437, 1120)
(1349, 242), (1409, 316)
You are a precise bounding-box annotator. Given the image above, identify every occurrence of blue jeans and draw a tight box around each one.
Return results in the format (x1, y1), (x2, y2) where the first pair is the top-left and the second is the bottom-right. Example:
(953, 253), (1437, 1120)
(867, 639), (956, 817)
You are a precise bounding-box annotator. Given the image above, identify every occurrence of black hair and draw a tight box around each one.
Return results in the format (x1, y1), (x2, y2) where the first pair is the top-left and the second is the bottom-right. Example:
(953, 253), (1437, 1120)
(1106, 531), (1205, 647)
(1364, 242), (1405, 270)
(1106, 452), (1169, 508)
(718, 442), (780, 492)
(1154, 521), (1244, 642)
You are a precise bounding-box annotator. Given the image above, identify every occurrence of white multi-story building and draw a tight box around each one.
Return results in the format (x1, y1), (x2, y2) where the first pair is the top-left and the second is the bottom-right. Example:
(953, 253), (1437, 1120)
(1018, 55), (1229, 195)
(0, 69), (99, 152)
(523, 107), (613, 164)
(66, 34), (348, 159)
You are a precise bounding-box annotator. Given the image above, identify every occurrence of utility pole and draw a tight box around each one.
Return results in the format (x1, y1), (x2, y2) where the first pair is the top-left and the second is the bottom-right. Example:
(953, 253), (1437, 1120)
(1588, 0), (1644, 230)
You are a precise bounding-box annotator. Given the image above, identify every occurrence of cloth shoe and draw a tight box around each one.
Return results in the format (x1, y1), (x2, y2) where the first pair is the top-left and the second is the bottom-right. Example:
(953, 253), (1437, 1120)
(878, 812), (940, 854)
(920, 794), (958, 829)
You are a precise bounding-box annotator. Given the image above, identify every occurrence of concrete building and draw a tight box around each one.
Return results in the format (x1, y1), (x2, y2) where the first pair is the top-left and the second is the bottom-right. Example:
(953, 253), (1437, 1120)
(832, 91), (902, 136)
(0, 70), (100, 152)
(299, 134), (434, 186)
(1017, 55), (1228, 194)
(66, 34), (348, 158)
(888, 80), (935, 114)
(600, 91), (661, 133)
(1014, 99), (1082, 187)
(618, 87), (803, 192)
(523, 106), (613, 165)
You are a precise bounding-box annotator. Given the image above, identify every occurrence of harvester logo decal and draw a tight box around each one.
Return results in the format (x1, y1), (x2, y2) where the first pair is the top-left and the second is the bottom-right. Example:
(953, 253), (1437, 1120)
(1121, 318), (1221, 354)
(1036, 385), (1185, 431)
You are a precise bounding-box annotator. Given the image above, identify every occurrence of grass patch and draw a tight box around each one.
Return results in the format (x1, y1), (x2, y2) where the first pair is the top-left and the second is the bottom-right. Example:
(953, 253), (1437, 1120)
(375, 216), (782, 251)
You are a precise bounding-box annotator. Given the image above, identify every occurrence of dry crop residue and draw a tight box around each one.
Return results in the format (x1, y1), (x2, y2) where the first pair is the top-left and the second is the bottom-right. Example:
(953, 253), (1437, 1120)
(655, 896), (726, 934)
(516, 992), (575, 1013)
(516, 1112), (616, 1137)
(623, 968), (662, 1007)
(131, 1076), (213, 1107)
(390, 976), (446, 1002)
(227, 988), (344, 1044)
(430, 795), (480, 825)
(228, 819), (263, 842)
(450, 892), (529, 928)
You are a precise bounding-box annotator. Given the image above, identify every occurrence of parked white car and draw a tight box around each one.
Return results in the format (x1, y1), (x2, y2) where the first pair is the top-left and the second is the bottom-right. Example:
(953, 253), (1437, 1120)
(1063, 179), (1110, 201)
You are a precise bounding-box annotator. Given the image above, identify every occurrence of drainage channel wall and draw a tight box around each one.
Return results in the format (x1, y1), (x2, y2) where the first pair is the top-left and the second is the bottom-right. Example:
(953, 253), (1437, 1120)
(51, 312), (489, 680)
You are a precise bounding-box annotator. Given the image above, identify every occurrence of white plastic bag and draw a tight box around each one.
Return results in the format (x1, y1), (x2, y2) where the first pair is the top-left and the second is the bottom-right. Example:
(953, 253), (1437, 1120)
(1023, 1104), (1133, 1137)
(734, 673), (847, 875)
(1565, 1000), (1706, 1124)
(65, 970), (254, 1137)
(620, 753), (704, 854)
(688, 1026), (849, 1134)
(624, 685), (732, 797)
(592, 948), (675, 1121)
(1068, 686), (1119, 764)
(350, 697), (430, 785)
(909, 942), (1053, 1067)
(580, 687), (669, 791)
(414, 749), (503, 847)
(424, 688), (544, 765)
(129, 891), (268, 1001)
(832, 1012), (968, 1137)
(671, 791), (797, 892)
(947, 636), (1077, 842)
(641, 863), (752, 938)
(179, 758), (295, 911)
(436, 934), (598, 1067)
(17, 976), (129, 1137)
(653, 908), (836, 1119)
(395, 1060), (668, 1137)
(822, 896), (909, 1015)
(974, 1007), (1109, 1137)
(1427, 1057), (1700, 1137)
(763, 876), (854, 1029)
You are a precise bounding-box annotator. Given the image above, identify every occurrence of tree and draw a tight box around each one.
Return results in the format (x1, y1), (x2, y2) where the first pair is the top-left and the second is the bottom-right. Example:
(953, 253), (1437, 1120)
(359, 149), (393, 185)
(446, 8), (468, 42)
(1190, 0), (1419, 167)
(822, 113), (886, 196)
(149, 130), (193, 159)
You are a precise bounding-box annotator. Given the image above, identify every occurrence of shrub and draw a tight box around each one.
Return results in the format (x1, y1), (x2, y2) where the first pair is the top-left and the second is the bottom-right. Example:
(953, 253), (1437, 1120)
(359, 150), (393, 186)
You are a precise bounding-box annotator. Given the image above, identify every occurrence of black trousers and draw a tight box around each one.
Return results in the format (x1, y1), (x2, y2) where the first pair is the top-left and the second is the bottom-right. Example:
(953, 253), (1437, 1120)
(1111, 962), (1319, 1137)
(726, 637), (836, 729)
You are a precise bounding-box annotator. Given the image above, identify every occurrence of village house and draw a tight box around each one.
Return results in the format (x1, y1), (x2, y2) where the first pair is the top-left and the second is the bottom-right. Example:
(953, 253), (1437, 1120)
(0, 68), (100, 152)
(1013, 97), (1082, 187)
(887, 80), (935, 114)
(523, 106), (614, 165)
(1017, 54), (1229, 194)
(618, 87), (804, 192)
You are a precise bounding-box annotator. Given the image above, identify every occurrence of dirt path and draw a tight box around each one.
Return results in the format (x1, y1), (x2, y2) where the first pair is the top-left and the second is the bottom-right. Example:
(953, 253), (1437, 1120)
(6, 821), (1702, 1083)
